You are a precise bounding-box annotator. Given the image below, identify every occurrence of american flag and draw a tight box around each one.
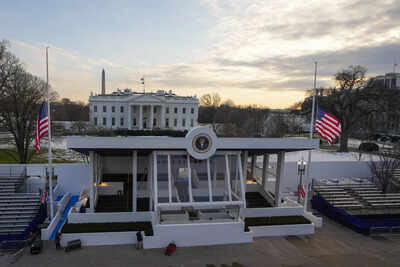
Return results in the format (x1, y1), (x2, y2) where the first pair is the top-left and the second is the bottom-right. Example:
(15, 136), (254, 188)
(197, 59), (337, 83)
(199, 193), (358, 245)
(315, 107), (341, 145)
(298, 184), (306, 198)
(34, 102), (49, 154)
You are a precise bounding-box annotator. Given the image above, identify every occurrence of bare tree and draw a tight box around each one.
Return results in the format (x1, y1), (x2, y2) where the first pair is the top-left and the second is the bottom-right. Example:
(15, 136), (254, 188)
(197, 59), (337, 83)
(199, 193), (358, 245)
(0, 42), (57, 163)
(369, 151), (400, 193)
(199, 93), (221, 107)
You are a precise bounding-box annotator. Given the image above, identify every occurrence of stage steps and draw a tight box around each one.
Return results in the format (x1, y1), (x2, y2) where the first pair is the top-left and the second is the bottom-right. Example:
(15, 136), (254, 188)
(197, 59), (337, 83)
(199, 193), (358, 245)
(0, 177), (40, 238)
(245, 192), (271, 208)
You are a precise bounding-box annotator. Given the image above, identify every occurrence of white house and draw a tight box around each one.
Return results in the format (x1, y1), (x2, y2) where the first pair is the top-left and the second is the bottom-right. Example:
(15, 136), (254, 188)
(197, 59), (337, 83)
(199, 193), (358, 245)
(89, 71), (199, 131)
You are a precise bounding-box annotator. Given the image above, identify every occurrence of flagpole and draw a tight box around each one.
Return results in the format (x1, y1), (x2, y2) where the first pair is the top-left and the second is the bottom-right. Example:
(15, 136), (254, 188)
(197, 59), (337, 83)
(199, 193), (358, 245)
(46, 46), (54, 219)
(303, 61), (317, 212)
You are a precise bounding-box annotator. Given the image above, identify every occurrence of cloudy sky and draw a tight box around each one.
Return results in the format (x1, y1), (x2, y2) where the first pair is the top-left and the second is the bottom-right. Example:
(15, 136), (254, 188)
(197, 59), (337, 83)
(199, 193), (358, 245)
(1, 0), (400, 108)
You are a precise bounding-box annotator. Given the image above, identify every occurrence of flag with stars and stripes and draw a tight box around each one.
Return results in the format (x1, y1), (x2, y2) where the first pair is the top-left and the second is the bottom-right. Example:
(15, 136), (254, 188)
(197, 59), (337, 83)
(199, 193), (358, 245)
(315, 107), (341, 145)
(34, 102), (49, 154)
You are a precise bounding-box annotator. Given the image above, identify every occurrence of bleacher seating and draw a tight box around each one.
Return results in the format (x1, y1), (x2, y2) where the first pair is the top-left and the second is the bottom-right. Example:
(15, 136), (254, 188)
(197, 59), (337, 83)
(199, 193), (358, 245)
(0, 175), (41, 238)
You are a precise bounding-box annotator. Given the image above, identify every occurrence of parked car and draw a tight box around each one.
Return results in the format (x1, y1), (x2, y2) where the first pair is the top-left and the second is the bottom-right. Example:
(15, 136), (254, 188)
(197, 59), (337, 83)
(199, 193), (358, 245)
(359, 142), (379, 152)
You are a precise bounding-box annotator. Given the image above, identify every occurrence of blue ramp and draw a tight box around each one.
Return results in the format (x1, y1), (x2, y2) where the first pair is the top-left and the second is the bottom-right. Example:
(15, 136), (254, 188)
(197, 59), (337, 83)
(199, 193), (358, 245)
(49, 195), (79, 240)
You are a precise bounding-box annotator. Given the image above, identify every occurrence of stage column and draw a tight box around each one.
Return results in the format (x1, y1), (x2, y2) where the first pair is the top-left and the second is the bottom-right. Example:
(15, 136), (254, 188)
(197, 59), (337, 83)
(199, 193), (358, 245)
(89, 151), (95, 212)
(262, 153), (269, 192)
(132, 150), (137, 212)
(275, 152), (285, 207)
(242, 151), (248, 192)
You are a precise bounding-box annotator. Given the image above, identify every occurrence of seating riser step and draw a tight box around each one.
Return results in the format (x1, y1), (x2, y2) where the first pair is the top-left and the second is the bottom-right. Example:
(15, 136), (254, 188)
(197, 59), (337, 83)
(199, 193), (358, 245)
(0, 213), (37, 216)
(0, 197), (40, 200)
(0, 205), (40, 209)
(0, 230), (25, 233)
(0, 224), (29, 228)
(0, 219), (31, 223)
(0, 194), (39, 196)
(0, 199), (40, 203)
(0, 208), (39, 212)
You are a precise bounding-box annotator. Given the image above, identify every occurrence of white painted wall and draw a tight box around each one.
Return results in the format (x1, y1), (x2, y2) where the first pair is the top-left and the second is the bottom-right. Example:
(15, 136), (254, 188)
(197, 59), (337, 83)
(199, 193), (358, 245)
(146, 221), (253, 248)
(56, 164), (90, 195)
(61, 231), (138, 247)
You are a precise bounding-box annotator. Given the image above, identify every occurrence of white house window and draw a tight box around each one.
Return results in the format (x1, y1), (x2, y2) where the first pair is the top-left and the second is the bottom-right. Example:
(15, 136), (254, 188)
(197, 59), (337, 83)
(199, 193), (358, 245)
(94, 105), (97, 112)
(166, 118), (169, 128)
(154, 106), (157, 113)
(103, 117), (107, 125)
(153, 118), (157, 126)
(174, 107), (178, 114)
(112, 117), (115, 126)
(133, 118), (137, 126)
(120, 117), (124, 126)
(94, 117), (98, 125)
(191, 119), (194, 127)
(166, 107), (169, 114)
(103, 106), (107, 112)
(120, 106), (124, 113)
(182, 108), (186, 114)
(182, 119), (186, 127)
(191, 108), (194, 114)
(174, 119), (177, 127)
(112, 106), (115, 112)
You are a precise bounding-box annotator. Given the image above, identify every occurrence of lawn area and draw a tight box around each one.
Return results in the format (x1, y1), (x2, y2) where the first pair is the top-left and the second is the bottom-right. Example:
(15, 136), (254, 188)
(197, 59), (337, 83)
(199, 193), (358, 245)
(0, 148), (77, 163)
(61, 222), (154, 236)
(244, 216), (311, 231)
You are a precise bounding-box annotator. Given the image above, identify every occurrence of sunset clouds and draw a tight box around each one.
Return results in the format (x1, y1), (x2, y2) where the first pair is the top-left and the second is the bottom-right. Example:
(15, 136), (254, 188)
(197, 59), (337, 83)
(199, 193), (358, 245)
(3, 0), (400, 107)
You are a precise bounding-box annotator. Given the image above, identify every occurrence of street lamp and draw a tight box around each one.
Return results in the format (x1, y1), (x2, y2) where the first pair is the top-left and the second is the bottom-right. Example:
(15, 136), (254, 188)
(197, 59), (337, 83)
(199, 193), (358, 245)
(297, 158), (307, 203)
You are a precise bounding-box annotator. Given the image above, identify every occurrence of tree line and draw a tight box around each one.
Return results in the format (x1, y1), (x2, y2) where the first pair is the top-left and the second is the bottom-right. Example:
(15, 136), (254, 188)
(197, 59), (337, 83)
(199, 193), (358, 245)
(198, 93), (294, 137)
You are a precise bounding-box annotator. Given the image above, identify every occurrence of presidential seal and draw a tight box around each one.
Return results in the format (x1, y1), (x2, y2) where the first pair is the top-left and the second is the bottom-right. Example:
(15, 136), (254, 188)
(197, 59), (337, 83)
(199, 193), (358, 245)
(185, 126), (217, 160)
(192, 133), (212, 154)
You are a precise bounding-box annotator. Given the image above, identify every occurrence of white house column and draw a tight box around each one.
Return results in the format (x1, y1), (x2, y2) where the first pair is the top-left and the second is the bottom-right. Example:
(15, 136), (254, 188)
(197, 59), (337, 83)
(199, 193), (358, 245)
(275, 152), (285, 207)
(132, 150), (137, 212)
(149, 104), (154, 130)
(89, 151), (95, 212)
(139, 105), (143, 130)
(160, 106), (165, 128)
(128, 105), (132, 130)
(262, 153), (269, 192)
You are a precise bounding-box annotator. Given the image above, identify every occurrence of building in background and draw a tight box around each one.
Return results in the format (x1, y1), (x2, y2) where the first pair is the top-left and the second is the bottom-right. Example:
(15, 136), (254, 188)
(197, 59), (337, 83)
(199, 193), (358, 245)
(89, 70), (199, 131)
(373, 72), (400, 89)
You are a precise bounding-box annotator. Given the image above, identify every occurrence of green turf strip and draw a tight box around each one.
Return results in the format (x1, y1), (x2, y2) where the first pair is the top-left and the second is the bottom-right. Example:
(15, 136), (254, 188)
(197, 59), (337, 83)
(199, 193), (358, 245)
(244, 216), (311, 231)
(61, 222), (153, 236)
